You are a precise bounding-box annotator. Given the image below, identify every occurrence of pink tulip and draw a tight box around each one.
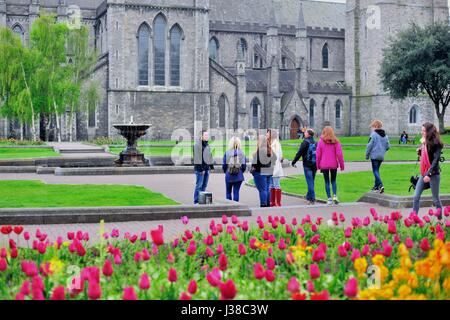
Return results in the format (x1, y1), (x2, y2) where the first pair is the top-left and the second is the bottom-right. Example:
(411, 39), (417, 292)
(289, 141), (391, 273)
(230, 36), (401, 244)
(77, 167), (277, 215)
(344, 227), (352, 238)
(216, 244), (224, 255)
(206, 268), (222, 287)
(297, 228), (305, 237)
(222, 215), (228, 225)
(139, 273), (150, 290)
(420, 238), (430, 252)
(311, 224), (318, 233)
(306, 280), (315, 293)
(218, 253), (228, 271)
(238, 243), (247, 256)
(0, 258), (7, 271)
(50, 286), (66, 300)
(181, 216), (189, 225)
(368, 233), (377, 244)
(292, 218), (298, 226)
(265, 270), (276, 282)
(219, 279), (237, 300)
(168, 268), (177, 282)
(205, 247), (214, 257)
(278, 238), (286, 250)
(310, 234), (320, 245)
(351, 249), (361, 262)
(188, 280), (197, 295)
(312, 248), (326, 262)
(102, 259), (113, 277)
(338, 245), (348, 257)
(87, 281), (101, 300)
(266, 257), (276, 270)
(167, 252), (175, 264)
(344, 278), (358, 298)
(254, 263), (265, 280)
(310, 264), (320, 279)
(142, 248), (150, 261)
(204, 235), (214, 246)
(363, 217), (371, 226)
(287, 277), (300, 294)
(123, 287), (137, 300)
(180, 292), (192, 300)
(231, 215), (238, 224)
(405, 238), (414, 249)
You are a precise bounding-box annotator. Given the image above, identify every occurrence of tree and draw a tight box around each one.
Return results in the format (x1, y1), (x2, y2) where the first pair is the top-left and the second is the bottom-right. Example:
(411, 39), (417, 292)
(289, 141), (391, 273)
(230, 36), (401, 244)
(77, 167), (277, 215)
(66, 26), (98, 141)
(380, 23), (450, 134)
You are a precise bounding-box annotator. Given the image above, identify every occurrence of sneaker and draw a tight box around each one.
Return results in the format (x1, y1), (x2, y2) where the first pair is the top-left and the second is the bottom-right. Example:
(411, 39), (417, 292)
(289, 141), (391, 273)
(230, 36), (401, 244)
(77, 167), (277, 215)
(371, 187), (379, 193)
(379, 187), (385, 194)
(333, 196), (340, 205)
(327, 198), (333, 205)
(307, 200), (316, 206)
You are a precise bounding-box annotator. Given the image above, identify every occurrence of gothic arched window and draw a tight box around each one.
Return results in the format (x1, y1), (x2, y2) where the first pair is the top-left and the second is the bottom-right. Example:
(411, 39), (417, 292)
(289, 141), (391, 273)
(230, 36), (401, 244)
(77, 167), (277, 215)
(335, 100), (342, 129)
(209, 37), (219, 61)
(12, 25), (24, 44)
(237, 38), (248, 61)
(137, 23), (150, 86)
(409, 105), (419, 124)
(251, 97), (260, 129)
(309, 99), (315, 128)
(322, 43), (329, 69)
(154, 14), (167, 86)
(218, 95), (227, 128)
(170, 24), (182, 86)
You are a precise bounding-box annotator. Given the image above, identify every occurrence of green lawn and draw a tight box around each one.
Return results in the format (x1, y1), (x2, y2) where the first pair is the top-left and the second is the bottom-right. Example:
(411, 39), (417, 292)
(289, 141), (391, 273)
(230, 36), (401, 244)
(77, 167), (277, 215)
(278, 163), (450, 203)
(0, 148), (59, 159)
(0, 180), (179, 208)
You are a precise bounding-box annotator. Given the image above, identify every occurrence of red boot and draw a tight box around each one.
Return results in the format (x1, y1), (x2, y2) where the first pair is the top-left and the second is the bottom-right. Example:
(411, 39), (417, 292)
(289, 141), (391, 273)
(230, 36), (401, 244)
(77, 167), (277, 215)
(276, 189), (282, 207)
(270, 188), (276, 207)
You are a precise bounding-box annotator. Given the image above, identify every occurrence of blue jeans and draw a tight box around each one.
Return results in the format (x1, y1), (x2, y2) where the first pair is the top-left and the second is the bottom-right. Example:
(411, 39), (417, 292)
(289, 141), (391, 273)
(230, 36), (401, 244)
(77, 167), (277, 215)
(226, 181), (243, 202)
(265, 175), (272, 206)
(413, 175), (443, 215)
(371, 160), (383, 189)
(194, 170), (210, 204)
(322, 169), (337, 199)
(253, 171), (269, 207)
(304, 166), (317, 202)
(270, 177), (281, 189)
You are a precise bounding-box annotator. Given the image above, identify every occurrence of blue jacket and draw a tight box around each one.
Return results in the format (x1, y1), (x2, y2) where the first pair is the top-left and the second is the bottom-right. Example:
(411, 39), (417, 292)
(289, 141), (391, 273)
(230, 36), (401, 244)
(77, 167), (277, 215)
(222, 149), (247, 183)
(366, 129), (390, 161)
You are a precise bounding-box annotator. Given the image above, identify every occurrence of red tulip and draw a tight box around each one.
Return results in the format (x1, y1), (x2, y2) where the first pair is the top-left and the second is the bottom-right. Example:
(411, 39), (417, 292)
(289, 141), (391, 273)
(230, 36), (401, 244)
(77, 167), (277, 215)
(405, 238), (414, 249)
(312, 248), (326, 262)
(420, 238), (430, 252)
(242, 221), (249, 232)
(338, 245), (347, 257)
(310, 234), (320, 245)
(0, 225), (12, 235)
(139, 273), (150, 290)
(13, 226), (23, 235)
(310, 264), (320, 279)
(87, 281), (101, 300)
(168, 268), (177, 282)
(37, 242), (46, 254)
(204, 235), (214, 246)
(292, 218), (298, 226)
(292, 292), (307, 300)
(220, 279), (237, 300)
(254, 263), (265, 280)
(287, 277), (300, 294)
(187, 241), (197, 256)
(222, 215), (228, 225)
(218, 253), (228, 271)
(387, 220), (397, 234)
(102, 259), (113, 277)
(123, 287), (137, 300)
(188, 280), (197, 295)
(311, 224), (318, 233)
(142, 248), (150, 261)
(278, 238), (287, 250)
(21, 261), (38, 277)
(344, 278), (358, 298)
(216, 244), (224, 255)
(150, 227), (164, 246)
(50, 286), (66, 300)
(265, 270), (276, 282)
(0, 258), (7, 271)
(311, 290), (330, 300)
(205, 247), (214, 257)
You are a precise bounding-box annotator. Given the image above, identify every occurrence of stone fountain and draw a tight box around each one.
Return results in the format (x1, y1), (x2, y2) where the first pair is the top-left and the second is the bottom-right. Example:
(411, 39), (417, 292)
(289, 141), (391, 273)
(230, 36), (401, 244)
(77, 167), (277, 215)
(114, 118), (150, 167)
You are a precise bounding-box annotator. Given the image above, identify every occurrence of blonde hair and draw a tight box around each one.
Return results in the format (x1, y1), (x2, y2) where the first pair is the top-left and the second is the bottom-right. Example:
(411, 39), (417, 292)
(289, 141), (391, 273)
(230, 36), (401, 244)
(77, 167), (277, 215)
(228, 137), (242, 150)
(371, 120), (383, 129)
(321, 126), (338, 144)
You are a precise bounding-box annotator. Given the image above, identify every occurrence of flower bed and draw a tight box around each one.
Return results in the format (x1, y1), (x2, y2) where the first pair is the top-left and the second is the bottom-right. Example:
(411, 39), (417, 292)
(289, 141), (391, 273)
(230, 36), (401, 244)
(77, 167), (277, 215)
(0, 208), (449, 300)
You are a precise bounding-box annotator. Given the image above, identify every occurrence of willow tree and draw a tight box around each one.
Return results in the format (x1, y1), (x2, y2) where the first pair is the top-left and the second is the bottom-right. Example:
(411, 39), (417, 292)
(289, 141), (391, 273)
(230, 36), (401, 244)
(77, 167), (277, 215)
(380, 23), (450, 134)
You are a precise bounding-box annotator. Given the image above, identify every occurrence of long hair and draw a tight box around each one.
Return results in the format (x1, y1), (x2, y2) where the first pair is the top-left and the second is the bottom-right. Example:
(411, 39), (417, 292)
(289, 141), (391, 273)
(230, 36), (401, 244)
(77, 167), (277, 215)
(228, 137), (242, 151)
(253, 135), (267, 159)
(423, 122), (443, 150)
(266, 129), (273, 156)
(321, 126), (338, 144)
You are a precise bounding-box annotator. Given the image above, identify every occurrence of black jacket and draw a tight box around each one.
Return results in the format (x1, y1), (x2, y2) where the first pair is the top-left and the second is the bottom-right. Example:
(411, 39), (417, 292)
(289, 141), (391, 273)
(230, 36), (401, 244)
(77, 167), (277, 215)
(251, 147), (277, 174)
(292, 137), (316, 168)
(193, 140), (214, 172)
(419, 144), (443, 176)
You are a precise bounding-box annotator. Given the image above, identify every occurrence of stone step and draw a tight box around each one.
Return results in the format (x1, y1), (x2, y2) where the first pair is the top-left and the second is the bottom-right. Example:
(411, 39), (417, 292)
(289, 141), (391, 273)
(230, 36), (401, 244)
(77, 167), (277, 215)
(58, 148), (106, 154)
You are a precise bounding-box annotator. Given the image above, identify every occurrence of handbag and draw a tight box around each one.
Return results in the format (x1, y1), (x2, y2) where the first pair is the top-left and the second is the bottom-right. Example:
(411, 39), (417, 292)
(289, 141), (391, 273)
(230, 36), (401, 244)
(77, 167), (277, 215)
(408, 157), (430, 193)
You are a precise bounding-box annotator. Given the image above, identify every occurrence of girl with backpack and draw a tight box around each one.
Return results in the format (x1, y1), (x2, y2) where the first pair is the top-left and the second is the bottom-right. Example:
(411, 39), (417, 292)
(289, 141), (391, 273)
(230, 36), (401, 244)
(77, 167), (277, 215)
(413, 123), (444, 218)
(291, 129), (317, 205)
(316, 126), (345, 205)
(222, 137), (247, 202)
(270, 130), (284, 206)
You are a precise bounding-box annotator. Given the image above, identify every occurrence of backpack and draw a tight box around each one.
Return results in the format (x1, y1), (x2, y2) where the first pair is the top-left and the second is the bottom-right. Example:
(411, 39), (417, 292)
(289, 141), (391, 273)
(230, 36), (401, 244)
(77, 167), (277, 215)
(305, 142), (317, 166)
(228, 153), (241, 175)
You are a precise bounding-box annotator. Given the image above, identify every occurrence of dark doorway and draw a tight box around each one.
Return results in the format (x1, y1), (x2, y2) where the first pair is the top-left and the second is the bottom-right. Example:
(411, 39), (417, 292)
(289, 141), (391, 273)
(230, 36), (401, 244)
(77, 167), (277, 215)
(290, 118), (300, 140)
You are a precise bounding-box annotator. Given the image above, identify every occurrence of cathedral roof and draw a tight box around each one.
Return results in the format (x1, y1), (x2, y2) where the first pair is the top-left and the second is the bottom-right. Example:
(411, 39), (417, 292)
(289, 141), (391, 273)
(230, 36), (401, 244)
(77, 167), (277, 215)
(209, 0), (346, 30)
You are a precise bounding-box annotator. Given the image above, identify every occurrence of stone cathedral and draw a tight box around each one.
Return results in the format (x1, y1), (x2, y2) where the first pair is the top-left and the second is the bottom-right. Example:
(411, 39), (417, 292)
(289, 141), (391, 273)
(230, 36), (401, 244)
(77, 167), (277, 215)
(0, 0), (449, 141)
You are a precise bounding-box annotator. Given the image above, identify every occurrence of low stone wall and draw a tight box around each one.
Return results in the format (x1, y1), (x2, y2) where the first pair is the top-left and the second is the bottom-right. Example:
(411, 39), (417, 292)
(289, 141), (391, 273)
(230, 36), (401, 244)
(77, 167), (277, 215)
(54, 166), (197, 176)
(358, 192), (450, 209)
(0, 202), (252, 225)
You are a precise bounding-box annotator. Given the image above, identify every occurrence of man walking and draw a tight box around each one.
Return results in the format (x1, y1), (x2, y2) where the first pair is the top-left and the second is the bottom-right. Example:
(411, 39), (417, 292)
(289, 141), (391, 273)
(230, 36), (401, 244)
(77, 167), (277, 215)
(193, 130), (214, 204)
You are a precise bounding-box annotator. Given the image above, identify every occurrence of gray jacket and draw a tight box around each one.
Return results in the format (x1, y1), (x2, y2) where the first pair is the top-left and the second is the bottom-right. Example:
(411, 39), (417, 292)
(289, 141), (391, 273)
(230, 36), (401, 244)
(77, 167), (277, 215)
(366, 129), (390, 161)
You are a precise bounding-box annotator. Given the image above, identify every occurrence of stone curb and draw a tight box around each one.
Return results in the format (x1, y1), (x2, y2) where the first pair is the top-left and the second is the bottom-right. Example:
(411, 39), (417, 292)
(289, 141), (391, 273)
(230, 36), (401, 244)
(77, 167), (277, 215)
(0, 202), (252, 225)
(357, 192), (450, 209)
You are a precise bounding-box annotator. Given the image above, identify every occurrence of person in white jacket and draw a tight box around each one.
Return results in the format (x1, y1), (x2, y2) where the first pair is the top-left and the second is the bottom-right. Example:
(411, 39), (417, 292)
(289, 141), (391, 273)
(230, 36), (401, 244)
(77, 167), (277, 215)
(269, 130), (284, 206)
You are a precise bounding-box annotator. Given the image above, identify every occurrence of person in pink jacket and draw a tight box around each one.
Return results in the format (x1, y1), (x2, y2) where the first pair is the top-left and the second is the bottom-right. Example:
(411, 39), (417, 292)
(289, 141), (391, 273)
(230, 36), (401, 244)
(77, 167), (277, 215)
(316, 126), (345, 205)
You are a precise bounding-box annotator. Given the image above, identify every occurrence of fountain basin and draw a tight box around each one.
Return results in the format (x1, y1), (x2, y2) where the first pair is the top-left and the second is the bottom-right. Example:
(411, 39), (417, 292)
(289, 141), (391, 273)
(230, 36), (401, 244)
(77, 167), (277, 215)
(113, 124), (150, 167)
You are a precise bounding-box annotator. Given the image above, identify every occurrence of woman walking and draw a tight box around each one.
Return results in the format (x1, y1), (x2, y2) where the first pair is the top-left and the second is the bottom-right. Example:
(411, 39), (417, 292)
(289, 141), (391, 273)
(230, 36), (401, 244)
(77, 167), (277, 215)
(316, 126), (345, 205)
(222, 137), (247, 202)
(413, 122), (444, 218)
(251, 135), (277, 207)
(365, 120), (390, 194)
(270, 130), (284, 207)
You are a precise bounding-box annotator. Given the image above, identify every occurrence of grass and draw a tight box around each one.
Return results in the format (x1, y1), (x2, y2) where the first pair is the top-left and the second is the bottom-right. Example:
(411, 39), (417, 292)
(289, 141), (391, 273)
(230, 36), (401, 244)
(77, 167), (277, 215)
(110, 145), (437, 162)
(0, 148), (59, 159)
(0, 180), (179, 208)
(0, 139), (45, 146)
(278, 163), (450, 203)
